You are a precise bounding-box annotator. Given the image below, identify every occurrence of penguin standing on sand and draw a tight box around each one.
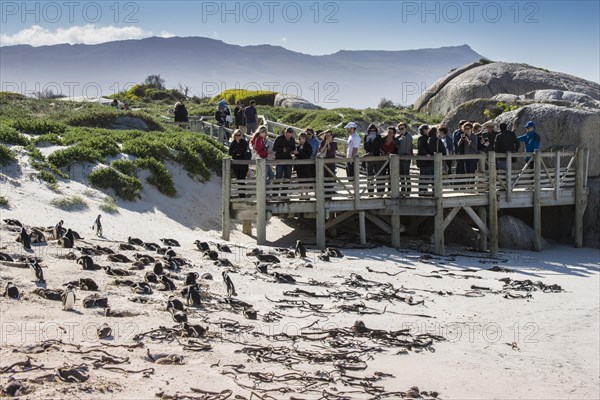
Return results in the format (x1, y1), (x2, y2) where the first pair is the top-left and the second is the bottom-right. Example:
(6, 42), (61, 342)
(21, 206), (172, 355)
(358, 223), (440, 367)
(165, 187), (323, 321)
(20, 228), (32, 250)
(3, 282), (20, 300)
(186, 284), (202, 306)
(62, 285), (76, 311)
(53, 220), (64, 240)
(59, 229), (75, 248)
(295, 240), (307, 258)
(222, 271), (236, 297)
(91, 215), (103, 237)
(28, 259), (45, 284)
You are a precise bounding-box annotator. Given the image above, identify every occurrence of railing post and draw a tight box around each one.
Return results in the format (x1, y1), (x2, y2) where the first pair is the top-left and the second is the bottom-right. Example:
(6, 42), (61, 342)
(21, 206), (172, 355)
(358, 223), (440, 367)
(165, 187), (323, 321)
(488, 151), (498, 256)
(390, 154), (401, 248)
(221, 158), (232, 241)
(353, 156), (360, 209)
(533, 150), (542, 251)
(554, 150), (561, 200)
(256, 158), (267, 245)
(315, 157), (326, 250)
(574, 148), (586, 248)
(433, 152), (444, 255)
(506, 151), (512, 202)
(359, 211), (366, 245)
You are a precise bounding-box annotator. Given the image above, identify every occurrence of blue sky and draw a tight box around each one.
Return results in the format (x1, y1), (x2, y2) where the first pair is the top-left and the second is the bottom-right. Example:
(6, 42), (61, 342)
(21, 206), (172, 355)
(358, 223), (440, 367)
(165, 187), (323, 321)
(1, 0), (599, 83)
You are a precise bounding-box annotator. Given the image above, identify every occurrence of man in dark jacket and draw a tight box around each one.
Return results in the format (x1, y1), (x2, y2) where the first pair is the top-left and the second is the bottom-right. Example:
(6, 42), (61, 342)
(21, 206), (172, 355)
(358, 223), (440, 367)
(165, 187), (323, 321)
(234, 101), (246, 132)
(364, 124), (384, 192)
(494, 123), (520, 170)
(244, 101), (258, 135)
(174, 102), (188, 122)
(273, 128), (297, 195)
(453, 120), (467, 174)
(417, 125), (434, 195)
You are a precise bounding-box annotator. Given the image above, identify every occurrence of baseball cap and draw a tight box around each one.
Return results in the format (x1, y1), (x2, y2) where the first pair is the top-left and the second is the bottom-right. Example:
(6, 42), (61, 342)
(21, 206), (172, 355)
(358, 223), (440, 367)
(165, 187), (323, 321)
(344, 122), (357, 129)
(524, 121), (535, 128)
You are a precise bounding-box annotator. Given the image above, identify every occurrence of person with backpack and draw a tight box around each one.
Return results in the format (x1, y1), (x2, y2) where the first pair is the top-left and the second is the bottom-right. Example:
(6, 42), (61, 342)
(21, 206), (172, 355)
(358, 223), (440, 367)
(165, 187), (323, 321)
(244, 100), (258, 135)
(518, 121), (541, 161)
(494, 122), (521, 170)
(250, 125), (273, 182)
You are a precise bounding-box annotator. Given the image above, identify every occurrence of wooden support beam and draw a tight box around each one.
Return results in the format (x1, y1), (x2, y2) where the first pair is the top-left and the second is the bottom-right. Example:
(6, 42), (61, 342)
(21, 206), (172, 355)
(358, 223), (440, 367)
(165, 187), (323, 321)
(353, 156), (361, 210)
(463, 205), (490, 237)
(221, 158), (232, 241)
(554, 151), (560, 200)
(365, 212), (392, 234)
(325, 210), (355, 230)
(389, 154), (401, 247)
(533, 151), (542, 252)
(441, 207), (462, 232)
(315, 157), (326, 250)
(506, 152), (512, 202)
(488, 151), (499, 256)
(256, 159), (267, 245)
(359, 211), (366, 244)
(406, 216), (429, 236)
(433, 152), (444, 255)
(478, 206), (488, 251)
(242, 220), (252, 236)
(574, 148), (586, 248)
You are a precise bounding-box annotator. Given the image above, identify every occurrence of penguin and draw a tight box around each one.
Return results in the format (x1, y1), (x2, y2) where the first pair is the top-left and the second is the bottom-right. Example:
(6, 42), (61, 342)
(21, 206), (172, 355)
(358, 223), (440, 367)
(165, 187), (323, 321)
(33, 288), (63, 301)
(144, 242), (161, 251)
(246, 248), (263, 257)
(160, 238), (180, 247)
(95, 245), (114, 255)
(166, 296), (185, 312)
(0, 252), (14, 261)
(28, 259), (45, 284)
(203, 250), (219, 261)
(318, 253), (330, 262)
(326, 247), (343, 258)
(62, 286), (76, 311)
(3, 218), (22, 227)
(77, 255), (100, 270)
(243, 307), (257, 320)
(181, 322), (206, 338)
(185, 284), (202, 306)
(63, 278), (98, 291)
(3, 282), (20, 300)
(185, 272), (199, 286)
(165, 256), (186, 268)
(201, 273), (213, 280)
(171, 311), (188, 323)
(256, 254), (280, 263)
(135, 253), (155, 263)
(256, 264), (269, 274)
(55, 365), (89, 383)
(128, 237), (144, 246)
(272, 272), (296, 284)
(131, 282), (153, 295)
(222, 271), (236, 297)
(153, 262), (164, 276)
(30, 229), (46, 244)
(113, 279), (135, 287)
(216, 243), (232, 253)
(91, 215), (103, 237)
(145, 272), (159, 283)
(52, 220), (64, 239)
(194, 240), (210, 251)
(103, 266), (131, 276)
(159, 275), (176, 291)
(19, 228), (32, 250)
(97, 323), (112, 339)
(295, 240), (307, 258)
(58, 229), (74, 248)
(119, 243), (136, 251)
(165, 247), (177, 257)
(107, 254), (131, 263)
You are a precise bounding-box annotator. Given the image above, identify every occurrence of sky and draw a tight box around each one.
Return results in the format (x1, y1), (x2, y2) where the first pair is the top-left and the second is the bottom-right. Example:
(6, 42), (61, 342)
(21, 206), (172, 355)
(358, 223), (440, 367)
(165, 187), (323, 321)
(1, 0), (599, 83)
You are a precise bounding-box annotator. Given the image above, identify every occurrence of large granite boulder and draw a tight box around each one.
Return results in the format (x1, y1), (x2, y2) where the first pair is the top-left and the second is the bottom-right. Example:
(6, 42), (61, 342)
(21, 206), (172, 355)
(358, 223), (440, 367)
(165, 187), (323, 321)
(414, 62), (600, 116)
(498, 215), (552, 251)
(274, 94), (320, 110)
(583, 177), (600, 248)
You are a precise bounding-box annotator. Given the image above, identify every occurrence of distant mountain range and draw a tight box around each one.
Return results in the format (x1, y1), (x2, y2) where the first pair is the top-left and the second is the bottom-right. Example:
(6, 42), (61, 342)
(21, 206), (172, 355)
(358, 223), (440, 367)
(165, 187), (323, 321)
(0, 37), (484, 108)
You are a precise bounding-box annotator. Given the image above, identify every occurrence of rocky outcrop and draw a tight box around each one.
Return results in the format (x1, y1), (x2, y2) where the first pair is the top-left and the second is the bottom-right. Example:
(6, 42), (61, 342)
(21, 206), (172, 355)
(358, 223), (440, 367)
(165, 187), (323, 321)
(273, 94), (320, 110)
(111, 116), (149, 131)
(583, 177), (600, 248)
(498, 215), (552, 251)
(414, 62), (600, 115)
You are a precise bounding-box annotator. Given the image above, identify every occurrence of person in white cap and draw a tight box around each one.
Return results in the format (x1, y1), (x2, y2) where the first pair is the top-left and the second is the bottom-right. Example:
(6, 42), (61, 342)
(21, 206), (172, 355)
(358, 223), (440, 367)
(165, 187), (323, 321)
(345, 122), (361, 177)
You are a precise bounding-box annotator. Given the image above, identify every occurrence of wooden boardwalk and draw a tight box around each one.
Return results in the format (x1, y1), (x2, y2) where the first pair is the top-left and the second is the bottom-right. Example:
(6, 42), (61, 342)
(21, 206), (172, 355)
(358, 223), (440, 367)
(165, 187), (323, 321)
(222, 149), (589, 256)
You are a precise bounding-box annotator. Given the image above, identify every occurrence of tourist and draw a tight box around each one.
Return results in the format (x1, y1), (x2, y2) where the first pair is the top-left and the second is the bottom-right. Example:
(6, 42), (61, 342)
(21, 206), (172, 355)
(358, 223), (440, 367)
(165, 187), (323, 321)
(480, 121), (497, 153)
(396, 123), (413, 195)
(345, 122), (361, 177)
(306, 128), (320, 177)
(453, 120), (467, 174)
(318, 130), (337, 177)
(417, 124), (434, 195)
(428, 126), (447, 155)
(295, 132), (314, 180)
(110, 99), (120, 109)
(234, 101), (246, 134)
(473, 122), (483, 136)
(173, 101), (188, 122)
(250, 125), (273, 182)
(228, 129), (251, 197)
(244, 100), (258, 135)
(364, 124), (384, 192)
(273, 127), (296, 194)
(438, 126), (454, 174)
(457, 122), (479, 173)
(518, 121), (541, 161)
(494, 123), (520, 170)
(218, 99), (232, 127)
(215, 105), (229, 142)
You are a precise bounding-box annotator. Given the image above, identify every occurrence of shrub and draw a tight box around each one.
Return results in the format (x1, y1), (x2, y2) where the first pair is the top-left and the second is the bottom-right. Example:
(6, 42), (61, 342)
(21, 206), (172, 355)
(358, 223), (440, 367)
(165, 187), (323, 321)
(111, 159), (138, 176)
(136, 157), (176, 196)
(50, 195), (88, 210)
(48, 145), (103, 168)
(37, 170), (57, 184)
(0, 124), (29, 146)
(99, 195), (119, 214)
(0, 196), (9, 207)
(0, 144), (15, 166)
(212, 89), (277, 106)
(89, 167), (143, 201)
(32, 133), (63, 146)
(0, 92), (26, 101)
(11, 118), (67, 135)
(172, 148), (210, 181)
(121, 138), (171, 160)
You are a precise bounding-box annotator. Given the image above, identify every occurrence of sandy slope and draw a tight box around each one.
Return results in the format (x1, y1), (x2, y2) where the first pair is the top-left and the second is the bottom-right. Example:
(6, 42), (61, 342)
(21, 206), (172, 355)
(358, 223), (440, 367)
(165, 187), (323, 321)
(0, 159), (599, 399)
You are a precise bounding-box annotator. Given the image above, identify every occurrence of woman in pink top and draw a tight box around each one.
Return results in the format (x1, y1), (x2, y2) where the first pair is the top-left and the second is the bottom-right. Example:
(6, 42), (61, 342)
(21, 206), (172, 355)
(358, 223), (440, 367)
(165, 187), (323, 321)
(250, 125), (273, 182)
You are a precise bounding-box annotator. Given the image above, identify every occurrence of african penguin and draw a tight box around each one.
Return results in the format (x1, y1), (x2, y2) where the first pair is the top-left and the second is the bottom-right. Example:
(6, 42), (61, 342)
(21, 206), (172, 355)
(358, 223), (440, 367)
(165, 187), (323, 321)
(62, 286), (76, 311)
(91, 215), (103, 237)
(222, 271), (236, 297)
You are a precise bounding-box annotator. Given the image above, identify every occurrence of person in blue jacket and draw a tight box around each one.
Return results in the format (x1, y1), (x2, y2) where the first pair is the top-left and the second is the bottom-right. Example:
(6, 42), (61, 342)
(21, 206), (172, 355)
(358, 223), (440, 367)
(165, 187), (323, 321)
(518, 121), (541, 161)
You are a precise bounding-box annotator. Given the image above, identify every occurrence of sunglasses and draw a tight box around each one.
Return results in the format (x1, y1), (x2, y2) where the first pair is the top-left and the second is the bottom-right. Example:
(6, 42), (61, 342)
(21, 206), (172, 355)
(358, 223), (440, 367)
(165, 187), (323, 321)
(234, 134), (242, 137)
